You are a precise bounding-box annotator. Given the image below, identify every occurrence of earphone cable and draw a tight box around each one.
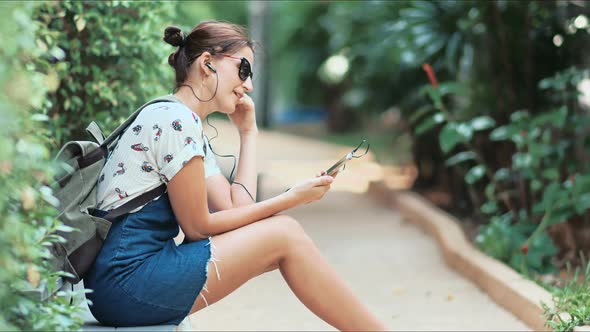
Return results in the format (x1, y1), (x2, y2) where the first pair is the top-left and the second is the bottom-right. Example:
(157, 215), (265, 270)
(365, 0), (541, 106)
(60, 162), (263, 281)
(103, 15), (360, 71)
(204, 116), (256, 202)
(179, 70), (219, 102)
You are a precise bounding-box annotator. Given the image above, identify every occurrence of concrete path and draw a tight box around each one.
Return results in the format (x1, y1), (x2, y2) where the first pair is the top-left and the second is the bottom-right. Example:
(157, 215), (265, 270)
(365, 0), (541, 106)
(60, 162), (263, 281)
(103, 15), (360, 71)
(185, 119), (530, 331)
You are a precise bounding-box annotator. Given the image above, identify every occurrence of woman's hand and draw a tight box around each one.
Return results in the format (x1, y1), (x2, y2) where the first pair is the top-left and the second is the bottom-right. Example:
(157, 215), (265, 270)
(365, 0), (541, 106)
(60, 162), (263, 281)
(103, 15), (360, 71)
(228, 94), (258, 136)
(316, 170), (339, 178)
(286, 175), (334, 206)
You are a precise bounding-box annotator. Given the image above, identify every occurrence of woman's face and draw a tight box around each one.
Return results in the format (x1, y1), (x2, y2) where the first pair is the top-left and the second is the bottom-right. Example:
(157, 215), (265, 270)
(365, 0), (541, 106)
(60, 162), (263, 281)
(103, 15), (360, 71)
(212, 46), (254, 114)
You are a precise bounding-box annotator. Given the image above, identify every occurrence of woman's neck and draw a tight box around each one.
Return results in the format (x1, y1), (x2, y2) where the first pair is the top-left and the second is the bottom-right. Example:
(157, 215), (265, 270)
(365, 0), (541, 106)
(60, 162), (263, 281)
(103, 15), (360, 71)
(173, 85), (214, 120)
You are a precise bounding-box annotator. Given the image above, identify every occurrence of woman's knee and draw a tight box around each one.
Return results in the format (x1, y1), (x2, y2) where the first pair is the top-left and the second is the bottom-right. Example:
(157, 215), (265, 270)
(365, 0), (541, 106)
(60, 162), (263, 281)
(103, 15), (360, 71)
(248, 215), (308, 272)
(269, 215), (313, 248)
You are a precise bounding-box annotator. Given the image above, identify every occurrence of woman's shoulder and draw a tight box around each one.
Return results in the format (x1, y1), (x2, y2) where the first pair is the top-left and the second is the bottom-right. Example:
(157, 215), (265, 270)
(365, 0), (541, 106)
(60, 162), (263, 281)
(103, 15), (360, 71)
(138, 98), (202, 129)
(140, 98), (191, 117)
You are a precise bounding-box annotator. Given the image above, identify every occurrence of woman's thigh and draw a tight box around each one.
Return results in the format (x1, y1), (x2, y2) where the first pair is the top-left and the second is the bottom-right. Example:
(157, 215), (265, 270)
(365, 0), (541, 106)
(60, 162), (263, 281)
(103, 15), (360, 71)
(189, 214), (309, 314)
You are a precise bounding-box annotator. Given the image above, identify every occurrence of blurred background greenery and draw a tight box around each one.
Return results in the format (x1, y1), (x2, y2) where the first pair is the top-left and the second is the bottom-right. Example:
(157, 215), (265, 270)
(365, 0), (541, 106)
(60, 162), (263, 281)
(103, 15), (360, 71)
(1, 0), (589, 330)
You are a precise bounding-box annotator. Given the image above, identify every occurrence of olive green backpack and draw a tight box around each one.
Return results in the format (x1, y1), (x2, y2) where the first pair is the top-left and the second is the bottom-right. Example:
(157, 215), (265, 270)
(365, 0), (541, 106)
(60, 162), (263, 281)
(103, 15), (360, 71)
(38, 96), (179, 299)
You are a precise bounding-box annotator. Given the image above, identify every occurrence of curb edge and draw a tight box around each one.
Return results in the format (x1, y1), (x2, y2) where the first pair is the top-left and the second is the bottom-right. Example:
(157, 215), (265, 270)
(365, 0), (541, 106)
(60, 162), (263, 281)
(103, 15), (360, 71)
(368, 180), (554, 331)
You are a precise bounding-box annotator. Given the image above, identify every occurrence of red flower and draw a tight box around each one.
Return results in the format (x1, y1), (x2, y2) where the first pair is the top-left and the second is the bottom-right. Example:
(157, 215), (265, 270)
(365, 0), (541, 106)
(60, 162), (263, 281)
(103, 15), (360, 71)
(571, 175), (576, 184)
(520, 244), (529, 255)
(520, 130), (527, 137)
(422, 63), (439, 88)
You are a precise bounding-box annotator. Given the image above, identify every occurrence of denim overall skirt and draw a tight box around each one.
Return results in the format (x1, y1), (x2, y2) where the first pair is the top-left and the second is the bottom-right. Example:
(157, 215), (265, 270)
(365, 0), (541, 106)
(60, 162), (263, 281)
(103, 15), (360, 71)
(84, 193), (213, 326)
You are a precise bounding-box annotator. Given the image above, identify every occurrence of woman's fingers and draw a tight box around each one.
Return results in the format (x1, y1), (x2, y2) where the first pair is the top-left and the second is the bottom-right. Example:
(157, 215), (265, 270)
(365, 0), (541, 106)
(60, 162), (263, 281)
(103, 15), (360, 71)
(291, 175), (334, 205)
(316, 170), (327, 177)
(313, 175), (333, 187)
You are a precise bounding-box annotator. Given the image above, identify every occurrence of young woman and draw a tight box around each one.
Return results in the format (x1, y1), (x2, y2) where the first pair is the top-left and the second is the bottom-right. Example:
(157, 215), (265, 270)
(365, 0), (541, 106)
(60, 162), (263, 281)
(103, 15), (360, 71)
(84, 20), (387, 331)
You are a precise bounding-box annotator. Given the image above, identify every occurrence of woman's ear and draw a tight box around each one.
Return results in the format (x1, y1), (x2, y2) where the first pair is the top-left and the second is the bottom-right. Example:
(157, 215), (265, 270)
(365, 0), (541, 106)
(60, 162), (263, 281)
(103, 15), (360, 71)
(198, 51), (214, 76)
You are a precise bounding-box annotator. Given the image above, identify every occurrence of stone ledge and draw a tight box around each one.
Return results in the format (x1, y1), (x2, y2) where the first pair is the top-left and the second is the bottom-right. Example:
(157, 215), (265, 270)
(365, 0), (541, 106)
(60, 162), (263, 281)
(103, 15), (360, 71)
(368, 181), (558, 331)
(81, 306), (177, 332)
(553, 313), (590, 332)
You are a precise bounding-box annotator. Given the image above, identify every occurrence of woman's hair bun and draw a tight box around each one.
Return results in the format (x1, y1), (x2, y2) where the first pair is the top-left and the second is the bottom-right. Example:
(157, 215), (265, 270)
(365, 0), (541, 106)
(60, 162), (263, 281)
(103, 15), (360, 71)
(163, 26), (185, 47)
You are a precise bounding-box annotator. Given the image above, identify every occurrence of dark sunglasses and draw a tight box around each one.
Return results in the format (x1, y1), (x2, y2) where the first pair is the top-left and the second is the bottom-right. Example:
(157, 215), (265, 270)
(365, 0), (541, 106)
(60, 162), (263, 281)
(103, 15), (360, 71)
(221, 54), (253, 81)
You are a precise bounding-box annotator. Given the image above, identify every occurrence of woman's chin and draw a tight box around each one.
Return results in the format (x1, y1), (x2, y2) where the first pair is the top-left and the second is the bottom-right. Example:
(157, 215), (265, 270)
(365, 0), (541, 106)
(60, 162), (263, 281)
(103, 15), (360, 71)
(224, 105), (237, 114)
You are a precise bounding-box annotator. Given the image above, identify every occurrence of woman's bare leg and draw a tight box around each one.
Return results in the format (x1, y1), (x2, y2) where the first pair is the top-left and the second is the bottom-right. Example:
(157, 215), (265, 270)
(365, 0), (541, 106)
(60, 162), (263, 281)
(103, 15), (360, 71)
(188, 214), (387, 331)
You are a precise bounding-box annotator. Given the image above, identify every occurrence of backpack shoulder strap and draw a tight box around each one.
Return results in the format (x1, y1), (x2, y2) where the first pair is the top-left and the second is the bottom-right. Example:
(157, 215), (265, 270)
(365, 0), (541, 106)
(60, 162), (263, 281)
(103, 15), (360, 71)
(101, 95), (181, 148)
(101, 183), (167, 222)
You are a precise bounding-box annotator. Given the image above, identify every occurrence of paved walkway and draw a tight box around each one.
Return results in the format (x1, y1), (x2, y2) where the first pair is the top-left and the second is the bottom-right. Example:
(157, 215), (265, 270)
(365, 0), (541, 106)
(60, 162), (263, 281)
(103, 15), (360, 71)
(185, 119), (529, 331)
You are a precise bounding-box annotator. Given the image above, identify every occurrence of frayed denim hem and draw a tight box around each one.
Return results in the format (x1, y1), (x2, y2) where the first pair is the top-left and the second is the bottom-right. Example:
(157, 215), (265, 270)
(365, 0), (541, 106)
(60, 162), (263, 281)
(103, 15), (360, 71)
(177, 236), (221, 330)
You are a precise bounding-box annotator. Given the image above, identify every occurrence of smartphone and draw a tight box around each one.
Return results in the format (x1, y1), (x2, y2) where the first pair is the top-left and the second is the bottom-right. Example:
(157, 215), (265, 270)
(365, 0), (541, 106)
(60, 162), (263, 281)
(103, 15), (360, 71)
(325, 152), (354, 176)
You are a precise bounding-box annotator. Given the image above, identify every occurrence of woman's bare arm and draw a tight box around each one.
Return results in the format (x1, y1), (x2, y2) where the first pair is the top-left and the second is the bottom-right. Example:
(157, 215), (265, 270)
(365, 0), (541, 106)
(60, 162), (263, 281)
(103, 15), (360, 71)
(230, 131), (258, 206)
(205, 131), (258, 212)
(168, 155), (332, 242)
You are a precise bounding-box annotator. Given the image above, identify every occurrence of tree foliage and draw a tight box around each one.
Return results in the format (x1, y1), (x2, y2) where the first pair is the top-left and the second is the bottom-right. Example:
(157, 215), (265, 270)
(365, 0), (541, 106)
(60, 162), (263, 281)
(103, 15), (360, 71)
(1, 1), (179, 330)
(0, 2), (84, 330)
(32, 0), (175, 148)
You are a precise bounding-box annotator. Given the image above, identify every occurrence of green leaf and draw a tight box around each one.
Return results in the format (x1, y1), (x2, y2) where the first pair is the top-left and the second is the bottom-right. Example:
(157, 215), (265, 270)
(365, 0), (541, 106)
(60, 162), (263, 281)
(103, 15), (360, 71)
(514, 232), (558, 273)
(542, 182), (561, 208)
(439, 122), (472, 153)
(438, 82), (468, 97)
(513, 153), (532, 169)
(424, 86), (443, 107)
(485, 182), (496, 201)
(424, 38), (446, 56)
(56, 224), (76, 233)
(445, 151), (476, 166)
(494, 168), (510, 181)
(544, 208), (573, 226)
(529, 143), (552, 158)
(40, 186), (60, 207)
(481, 201), (499, 214)
(531, 179), (543, 191)
(400, 8), (433, 21)
(469, 116), (495, 131)
(412, 0), (437, 14)
(510, 110), (530, 122)
(532, 106), (568, 128)
(408, 104), (436, 124)
(465, 165), (486, 184)
(415, 31), (436, 47)
(542, 168), (560, 181)
(575, 193), (590, 214)
(444, 31), (461, 72)
(475, 215), (513, 261)
(489, 126), (511, 141)
(31, 114), (50, 122)
(538, 77), (552, 90)
(415, 113), (445, 135)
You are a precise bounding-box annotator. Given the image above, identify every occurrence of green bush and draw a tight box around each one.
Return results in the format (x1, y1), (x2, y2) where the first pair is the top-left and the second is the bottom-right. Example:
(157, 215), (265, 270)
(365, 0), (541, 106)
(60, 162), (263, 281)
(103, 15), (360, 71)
(416, 66), (590, 275)
(0, 2), (83, 330)
(1, 1), (177, 329)
(415, 65), (590, 331)
(32, 0), (175, 148)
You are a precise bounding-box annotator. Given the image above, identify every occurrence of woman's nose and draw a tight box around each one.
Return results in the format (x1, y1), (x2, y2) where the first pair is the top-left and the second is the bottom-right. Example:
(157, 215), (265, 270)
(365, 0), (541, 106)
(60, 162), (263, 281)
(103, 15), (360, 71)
(243, 77), (253, 92)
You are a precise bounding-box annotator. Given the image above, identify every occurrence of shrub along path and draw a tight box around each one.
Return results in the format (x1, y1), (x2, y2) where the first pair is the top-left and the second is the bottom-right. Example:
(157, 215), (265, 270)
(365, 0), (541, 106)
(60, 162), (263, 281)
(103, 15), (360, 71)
(184, 119), (530, 331)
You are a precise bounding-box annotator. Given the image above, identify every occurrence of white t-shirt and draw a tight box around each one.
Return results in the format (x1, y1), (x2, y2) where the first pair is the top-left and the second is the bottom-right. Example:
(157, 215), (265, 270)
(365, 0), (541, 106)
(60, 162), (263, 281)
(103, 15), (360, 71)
(96, 100), (221, 212)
